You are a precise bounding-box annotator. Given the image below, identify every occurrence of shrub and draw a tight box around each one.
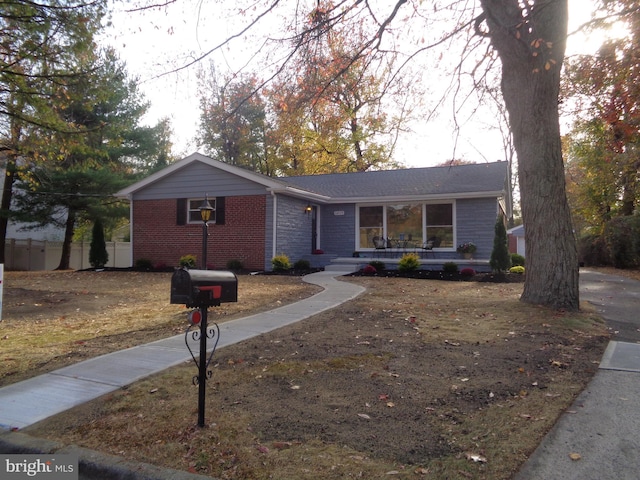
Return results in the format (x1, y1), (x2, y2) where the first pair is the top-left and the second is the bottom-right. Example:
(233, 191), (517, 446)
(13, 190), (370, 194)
(460, 267), (476, 277)
(179, 254), (197, 268)
(510, 253), (525, 267)
(271, 254), (291, 272)
(398, 253), (420, 272)
(362, 264), (377, 274)
(293, 259), (311, 271)
(368, 260), (386, 271)
(603, 216), (640, 268)
(578, 234), (609, 266)
(509, 265), (525, 274)
(134, 258), (153, 270)
(443, 262), (458, 273)
(226, 259), (244, 271)
(490, 216), (511, 273)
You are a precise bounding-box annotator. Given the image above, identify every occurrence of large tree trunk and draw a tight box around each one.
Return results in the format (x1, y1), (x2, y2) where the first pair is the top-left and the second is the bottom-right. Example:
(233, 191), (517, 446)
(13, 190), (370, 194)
(57, 208), (77, 270)
(481, 0), (579, 310)
(0, 156), (17, 265)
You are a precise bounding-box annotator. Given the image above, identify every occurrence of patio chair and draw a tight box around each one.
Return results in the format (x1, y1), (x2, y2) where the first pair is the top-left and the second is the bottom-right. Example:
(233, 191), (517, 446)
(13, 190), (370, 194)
(419, 237), (439, 258)
(372, 236), (387, 257)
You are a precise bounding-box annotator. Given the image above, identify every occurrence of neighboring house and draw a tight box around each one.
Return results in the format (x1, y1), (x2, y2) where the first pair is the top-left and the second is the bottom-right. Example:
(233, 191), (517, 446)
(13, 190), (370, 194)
(115, 152), (511, 271)
(508, 224), (525, 257)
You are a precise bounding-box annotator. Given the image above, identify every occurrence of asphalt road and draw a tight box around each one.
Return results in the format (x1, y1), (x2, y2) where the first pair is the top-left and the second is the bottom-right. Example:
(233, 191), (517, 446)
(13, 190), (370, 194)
(580, 268), (640, 343)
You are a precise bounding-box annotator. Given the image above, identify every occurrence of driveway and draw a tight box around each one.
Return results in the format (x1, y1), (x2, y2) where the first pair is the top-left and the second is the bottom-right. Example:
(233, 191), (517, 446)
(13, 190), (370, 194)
(580, 268), (640, 343)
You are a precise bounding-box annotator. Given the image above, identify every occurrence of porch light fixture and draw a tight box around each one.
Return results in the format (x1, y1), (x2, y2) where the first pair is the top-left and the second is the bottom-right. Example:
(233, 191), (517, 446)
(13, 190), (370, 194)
(199, 195), (214, 223)
(199, 195), (214, 271)
(304, 204), (312, 215)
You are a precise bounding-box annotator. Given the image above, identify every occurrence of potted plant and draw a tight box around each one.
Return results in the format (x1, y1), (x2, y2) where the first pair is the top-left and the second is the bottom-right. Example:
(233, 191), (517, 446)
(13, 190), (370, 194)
(457, 241), (477, 259)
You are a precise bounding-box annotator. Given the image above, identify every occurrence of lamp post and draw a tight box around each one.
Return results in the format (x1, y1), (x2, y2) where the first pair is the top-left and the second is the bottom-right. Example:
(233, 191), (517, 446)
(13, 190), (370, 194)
(197, 195), (213, 427)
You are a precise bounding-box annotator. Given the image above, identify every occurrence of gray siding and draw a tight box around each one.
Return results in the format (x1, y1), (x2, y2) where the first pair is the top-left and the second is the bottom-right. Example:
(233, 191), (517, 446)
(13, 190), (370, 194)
(317, 204), (356, 254)
(264, 194), (274, 270)
(274, 196), (314, 265)
(133, 161), (268, 200)
(455, 198), (500, 258)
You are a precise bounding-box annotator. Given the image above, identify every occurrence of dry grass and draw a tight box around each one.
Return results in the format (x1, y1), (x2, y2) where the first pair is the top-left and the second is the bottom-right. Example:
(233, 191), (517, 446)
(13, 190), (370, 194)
(1, 271), (320, 386)
(15, 273), (611, 480)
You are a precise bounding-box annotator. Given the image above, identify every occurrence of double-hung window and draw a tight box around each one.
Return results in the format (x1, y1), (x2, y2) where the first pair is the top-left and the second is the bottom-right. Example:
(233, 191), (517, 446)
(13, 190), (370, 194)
(187, 198), (216, 224)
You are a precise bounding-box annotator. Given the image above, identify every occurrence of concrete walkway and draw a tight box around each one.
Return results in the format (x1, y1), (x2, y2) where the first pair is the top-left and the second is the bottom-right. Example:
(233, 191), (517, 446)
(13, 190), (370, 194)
(0, 270), (364, 431)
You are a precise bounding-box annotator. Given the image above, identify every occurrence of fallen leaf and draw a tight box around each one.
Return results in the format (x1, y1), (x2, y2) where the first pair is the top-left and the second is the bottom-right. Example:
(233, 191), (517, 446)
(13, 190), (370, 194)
(569, 452), (581, 461)
(256, 444), (269, 454)
(386, 402), (395, 408)
(465, 452), (487, 463)
(272, 441), (292, 450)
(149, 388), (158, 394)
(357, 413), (371, 420)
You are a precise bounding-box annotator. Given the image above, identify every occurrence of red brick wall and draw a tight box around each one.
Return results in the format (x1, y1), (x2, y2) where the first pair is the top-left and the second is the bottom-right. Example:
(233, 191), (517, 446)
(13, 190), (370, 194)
(132, 195), (266, 270)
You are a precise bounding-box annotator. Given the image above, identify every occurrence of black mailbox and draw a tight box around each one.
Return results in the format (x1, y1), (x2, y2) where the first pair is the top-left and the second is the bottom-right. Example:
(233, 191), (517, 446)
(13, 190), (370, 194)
(171, 268), (238, 308)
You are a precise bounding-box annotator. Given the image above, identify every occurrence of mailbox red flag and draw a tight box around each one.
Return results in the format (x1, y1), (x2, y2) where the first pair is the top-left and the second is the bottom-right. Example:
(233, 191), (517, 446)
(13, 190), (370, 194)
(188, 310), (202, 325)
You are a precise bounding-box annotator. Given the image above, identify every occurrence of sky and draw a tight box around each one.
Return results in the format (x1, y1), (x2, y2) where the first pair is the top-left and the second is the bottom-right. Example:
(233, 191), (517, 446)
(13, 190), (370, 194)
(102, 0), (606, 169)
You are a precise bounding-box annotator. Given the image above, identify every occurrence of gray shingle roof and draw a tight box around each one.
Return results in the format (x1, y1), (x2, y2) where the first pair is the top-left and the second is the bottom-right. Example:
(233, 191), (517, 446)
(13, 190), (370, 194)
(281, 161), (508, 199)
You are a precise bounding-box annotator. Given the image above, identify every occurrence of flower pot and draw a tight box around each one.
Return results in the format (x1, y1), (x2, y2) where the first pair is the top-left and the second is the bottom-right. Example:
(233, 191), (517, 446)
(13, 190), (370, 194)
(463, 252), (472, 259)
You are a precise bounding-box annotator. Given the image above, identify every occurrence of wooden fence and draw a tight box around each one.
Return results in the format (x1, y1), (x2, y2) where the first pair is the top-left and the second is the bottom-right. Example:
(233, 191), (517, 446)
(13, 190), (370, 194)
(4, 238), (131, 271)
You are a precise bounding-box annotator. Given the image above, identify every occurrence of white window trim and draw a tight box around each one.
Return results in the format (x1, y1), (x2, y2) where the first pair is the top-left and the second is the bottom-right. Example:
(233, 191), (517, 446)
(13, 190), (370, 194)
(355, 201), (456, 251)
(187, 197), (216, 225)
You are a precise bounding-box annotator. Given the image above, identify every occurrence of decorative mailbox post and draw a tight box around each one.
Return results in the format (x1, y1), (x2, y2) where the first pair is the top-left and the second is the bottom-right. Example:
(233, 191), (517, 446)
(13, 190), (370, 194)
(170, 195), (238, 427)
(171, 268), (238, 426)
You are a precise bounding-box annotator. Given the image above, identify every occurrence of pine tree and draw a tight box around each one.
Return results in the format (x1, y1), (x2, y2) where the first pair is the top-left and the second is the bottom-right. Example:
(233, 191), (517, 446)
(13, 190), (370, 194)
(490, 216), (511, 273)
(89, 218), (109, 269)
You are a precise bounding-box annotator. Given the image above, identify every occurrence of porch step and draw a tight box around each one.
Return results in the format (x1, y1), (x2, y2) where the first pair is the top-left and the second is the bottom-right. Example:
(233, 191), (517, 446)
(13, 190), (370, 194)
(323, 263), (360, 273)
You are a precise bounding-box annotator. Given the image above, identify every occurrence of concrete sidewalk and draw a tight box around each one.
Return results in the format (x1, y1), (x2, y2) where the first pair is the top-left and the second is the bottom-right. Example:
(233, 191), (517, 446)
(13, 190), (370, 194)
(0, 269), (364, 431)
(515, 269), (640, 480)
(514, 341), (640, 480)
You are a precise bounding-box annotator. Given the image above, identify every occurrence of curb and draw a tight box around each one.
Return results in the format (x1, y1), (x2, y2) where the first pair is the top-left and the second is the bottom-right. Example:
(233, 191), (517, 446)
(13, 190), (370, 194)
(0, 430), (215, 480)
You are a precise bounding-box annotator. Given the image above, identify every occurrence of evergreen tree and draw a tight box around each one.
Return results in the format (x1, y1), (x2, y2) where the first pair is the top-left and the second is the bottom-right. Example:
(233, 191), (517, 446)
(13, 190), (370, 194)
(490, 216), (511, 273)
(89, 218), (109, 269)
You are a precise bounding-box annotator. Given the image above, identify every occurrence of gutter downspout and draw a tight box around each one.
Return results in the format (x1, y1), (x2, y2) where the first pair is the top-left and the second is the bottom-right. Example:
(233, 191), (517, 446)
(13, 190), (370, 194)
(270, 191), (277, 268)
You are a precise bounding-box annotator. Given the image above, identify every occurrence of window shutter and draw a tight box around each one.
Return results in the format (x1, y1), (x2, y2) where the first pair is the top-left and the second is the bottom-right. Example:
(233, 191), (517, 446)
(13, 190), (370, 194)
(215, 197), (225, 225)
(176, 198), (187, 225)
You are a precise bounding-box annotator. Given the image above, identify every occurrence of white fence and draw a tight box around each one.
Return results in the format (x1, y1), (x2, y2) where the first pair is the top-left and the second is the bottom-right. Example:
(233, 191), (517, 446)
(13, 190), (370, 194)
(4, 238), (132, 271)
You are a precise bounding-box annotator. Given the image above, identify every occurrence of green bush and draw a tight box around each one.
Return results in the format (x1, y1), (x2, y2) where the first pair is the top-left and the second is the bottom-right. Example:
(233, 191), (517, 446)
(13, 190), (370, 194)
(293, 259), (311, 271)
(603, 216), (640, 268)
(398, 253), (420, 272)
(226, 259), (244, 271)
(490, 216), (511, 273)
(443, 262), (458, 273)
(271, 254), (291, 272)
(509, 265), (525, 274)
(368, 260), (386, 271)
(510, 253), (525, 267)
(179, 254), (197, 268)
(135, 258), (153, 270)
(578, 234), (609, 266)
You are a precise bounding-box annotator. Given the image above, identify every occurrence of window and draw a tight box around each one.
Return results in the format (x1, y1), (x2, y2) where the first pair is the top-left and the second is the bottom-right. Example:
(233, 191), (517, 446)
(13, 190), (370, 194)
(187, 198), (216, 223)
(425, 203), (453, 248)
(358, 206), (383, 249)
(357, 202), (453, 249)
(177, 197), (225, 225)
(387, 204), (423, 245)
